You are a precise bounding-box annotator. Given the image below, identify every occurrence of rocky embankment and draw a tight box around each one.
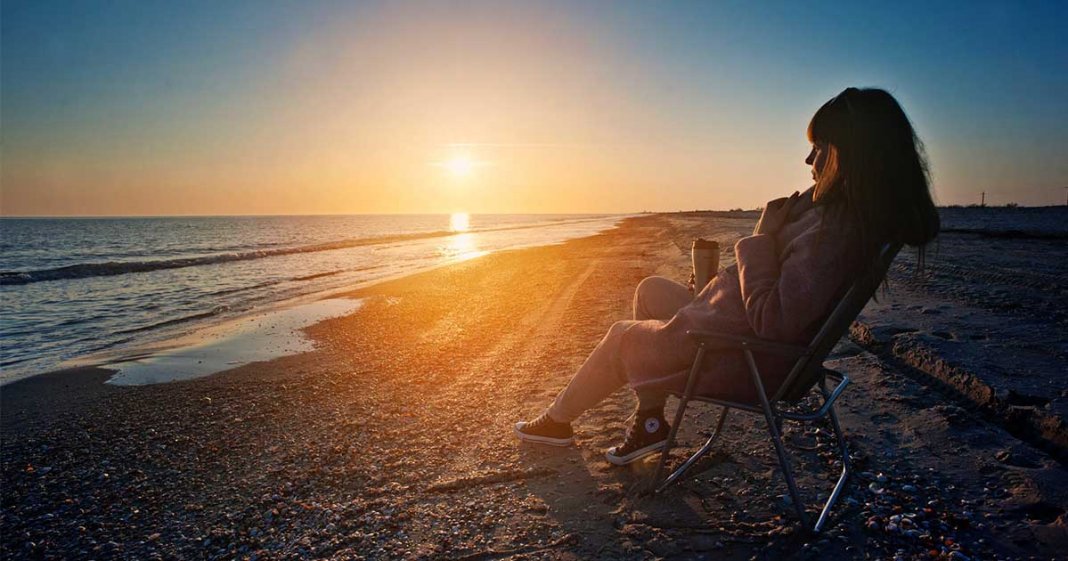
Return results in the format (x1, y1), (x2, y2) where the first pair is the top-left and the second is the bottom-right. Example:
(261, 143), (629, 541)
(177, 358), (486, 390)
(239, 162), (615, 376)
(850, 211), (1068, 463)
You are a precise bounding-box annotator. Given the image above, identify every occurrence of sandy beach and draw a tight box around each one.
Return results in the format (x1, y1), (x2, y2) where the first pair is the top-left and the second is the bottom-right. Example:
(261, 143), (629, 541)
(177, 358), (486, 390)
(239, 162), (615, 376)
(2, 212), (1066, 560)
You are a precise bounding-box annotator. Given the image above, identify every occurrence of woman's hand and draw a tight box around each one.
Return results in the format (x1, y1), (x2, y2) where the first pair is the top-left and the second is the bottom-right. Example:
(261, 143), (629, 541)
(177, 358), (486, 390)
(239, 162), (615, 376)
(753, 191), (801, 236)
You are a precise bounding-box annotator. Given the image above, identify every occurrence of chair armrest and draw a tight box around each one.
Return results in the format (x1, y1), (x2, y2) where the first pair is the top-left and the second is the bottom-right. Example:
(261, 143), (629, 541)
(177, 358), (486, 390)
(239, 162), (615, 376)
(686, 330), (810, 359)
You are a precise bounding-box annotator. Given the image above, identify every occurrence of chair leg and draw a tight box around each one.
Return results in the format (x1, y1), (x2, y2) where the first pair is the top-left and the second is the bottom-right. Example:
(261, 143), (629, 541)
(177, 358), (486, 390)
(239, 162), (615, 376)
(763, 411), (809, 528)
(656, 406), (729, 493)
(814, 404), (851, 533)
(744, 350), (810, 529)
(652, 396), (688, 490)
(651, 347), (706, 491)
(821, 380), (852, 469)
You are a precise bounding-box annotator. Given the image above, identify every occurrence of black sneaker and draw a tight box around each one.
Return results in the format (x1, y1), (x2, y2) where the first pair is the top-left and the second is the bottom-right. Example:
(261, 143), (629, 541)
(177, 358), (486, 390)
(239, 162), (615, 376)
(605, 409), (670, 465)
(514, 411), (574, 447)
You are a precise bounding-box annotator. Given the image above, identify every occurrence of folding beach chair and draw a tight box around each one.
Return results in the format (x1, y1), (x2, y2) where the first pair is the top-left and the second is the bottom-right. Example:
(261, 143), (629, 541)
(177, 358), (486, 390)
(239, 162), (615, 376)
(651, 242), (902, 533)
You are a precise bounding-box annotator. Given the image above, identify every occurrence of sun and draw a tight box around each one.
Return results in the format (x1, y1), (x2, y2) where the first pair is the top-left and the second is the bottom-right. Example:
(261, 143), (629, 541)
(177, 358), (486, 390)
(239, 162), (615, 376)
(445, 155), (474, 177)
(449, 212), (470, 232)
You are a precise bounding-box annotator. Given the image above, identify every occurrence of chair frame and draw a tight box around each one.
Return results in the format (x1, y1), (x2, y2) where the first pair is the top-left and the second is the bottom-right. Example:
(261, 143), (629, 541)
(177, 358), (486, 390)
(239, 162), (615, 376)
(650, 243), (902, 533)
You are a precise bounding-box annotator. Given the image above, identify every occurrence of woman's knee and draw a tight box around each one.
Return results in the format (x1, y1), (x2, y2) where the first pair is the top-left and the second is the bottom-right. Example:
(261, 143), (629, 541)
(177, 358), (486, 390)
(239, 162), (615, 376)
(634, 276), (687, 320)
(635, 276), (668, 299)
(634, 276), (668, 308)
(606, 320), (642, 351)
(607, 319), (631, 337)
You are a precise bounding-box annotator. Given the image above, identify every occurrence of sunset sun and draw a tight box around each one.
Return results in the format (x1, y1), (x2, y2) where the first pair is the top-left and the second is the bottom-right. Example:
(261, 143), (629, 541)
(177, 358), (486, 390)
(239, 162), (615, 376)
(445, 155), (475, 177)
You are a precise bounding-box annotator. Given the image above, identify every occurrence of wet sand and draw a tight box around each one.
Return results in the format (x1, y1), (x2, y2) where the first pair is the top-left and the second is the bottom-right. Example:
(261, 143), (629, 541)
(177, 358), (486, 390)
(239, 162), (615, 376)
(2, 212), (1066, 560)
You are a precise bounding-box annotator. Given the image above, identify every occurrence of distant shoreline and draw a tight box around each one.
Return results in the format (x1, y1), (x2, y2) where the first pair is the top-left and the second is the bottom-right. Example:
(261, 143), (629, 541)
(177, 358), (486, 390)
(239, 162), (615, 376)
(2, 204), (1065, 220)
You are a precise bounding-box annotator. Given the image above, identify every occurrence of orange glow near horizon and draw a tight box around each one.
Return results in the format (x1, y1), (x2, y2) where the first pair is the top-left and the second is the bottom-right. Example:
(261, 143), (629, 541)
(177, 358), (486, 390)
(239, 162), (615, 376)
(2, 3), (1065, 215)
(0, 5), (819, 216)
(0, 0), (823, 217)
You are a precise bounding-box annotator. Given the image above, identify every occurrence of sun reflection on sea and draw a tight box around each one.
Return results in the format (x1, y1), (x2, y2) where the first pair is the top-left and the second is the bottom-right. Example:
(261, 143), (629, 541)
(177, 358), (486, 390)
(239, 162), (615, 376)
(442, 232), (488, 262)
(449, 212), (470, 232)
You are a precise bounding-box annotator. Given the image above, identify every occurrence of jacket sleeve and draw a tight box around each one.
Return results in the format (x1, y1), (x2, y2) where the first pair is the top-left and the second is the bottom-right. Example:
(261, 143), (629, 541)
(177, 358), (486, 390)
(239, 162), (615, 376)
(734, 225), (852, 342)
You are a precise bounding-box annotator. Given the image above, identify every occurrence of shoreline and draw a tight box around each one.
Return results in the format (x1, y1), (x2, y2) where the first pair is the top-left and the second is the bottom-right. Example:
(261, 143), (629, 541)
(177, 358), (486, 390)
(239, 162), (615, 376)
(2, 212), (1066, 560)
(2, 215), (629, 388)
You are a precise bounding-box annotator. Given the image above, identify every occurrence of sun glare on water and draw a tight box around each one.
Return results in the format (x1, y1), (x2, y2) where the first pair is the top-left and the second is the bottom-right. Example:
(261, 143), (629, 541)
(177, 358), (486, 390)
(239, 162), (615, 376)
(450, 212), (470, 232)
(443, 214), (484, 261)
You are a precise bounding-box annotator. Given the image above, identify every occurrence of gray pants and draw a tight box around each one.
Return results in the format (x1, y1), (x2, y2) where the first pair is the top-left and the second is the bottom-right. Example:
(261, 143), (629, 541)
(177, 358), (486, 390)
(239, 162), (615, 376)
(547, 276), (692, 423)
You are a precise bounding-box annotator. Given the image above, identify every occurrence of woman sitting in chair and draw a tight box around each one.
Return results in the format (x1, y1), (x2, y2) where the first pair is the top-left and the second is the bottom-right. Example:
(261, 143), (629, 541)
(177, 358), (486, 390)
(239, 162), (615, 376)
(515, 87), (940, 465)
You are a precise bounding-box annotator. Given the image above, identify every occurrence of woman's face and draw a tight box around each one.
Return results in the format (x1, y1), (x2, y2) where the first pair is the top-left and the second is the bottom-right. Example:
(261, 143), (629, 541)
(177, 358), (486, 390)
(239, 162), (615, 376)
(805, 142), (828, 182)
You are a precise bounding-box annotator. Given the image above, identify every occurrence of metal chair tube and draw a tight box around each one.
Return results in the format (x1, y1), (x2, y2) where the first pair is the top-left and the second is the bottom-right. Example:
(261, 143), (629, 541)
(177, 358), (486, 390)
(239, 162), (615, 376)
(814, 381), (853, 532)
(777, 375), (851, 422)
(656, 406), (729, 493)
(652, 346), (706, 489)
(744, 349), (810, 528)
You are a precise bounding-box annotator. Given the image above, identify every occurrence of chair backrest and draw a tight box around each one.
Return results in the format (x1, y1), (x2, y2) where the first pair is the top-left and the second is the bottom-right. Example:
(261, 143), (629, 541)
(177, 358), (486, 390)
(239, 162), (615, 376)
(774, 242), (903, 402)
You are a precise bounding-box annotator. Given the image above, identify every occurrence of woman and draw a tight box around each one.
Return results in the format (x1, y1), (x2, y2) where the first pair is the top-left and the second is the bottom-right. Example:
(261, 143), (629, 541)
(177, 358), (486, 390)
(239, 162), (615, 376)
(515, 87), (940, 465)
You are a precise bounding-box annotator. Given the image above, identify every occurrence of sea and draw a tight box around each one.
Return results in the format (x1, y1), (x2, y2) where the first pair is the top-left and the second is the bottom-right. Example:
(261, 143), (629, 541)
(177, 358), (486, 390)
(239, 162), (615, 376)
(0, 214), (625, 382)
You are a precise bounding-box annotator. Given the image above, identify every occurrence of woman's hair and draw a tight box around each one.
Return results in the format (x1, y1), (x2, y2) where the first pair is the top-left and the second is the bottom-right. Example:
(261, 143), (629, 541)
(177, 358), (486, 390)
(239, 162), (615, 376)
(807, 87), (940, 268)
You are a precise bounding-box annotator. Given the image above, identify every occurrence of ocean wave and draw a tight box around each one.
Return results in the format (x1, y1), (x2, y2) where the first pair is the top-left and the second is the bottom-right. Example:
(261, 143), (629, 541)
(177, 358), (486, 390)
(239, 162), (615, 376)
(206, 280), (284, 298)
(113, 305), (234, 336)
(292, 270), (345, 282)
(0, 216), (616, 286)
(0, 230), (452, 286)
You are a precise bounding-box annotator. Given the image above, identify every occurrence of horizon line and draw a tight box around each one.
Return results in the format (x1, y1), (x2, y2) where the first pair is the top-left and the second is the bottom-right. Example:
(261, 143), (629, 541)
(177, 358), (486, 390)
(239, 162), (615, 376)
(2, 204), (1065, 219)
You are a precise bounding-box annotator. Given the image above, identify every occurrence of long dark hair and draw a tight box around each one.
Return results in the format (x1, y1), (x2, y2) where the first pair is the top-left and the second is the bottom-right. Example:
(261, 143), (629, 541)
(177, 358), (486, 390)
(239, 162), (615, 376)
(807, 87), (940, 268)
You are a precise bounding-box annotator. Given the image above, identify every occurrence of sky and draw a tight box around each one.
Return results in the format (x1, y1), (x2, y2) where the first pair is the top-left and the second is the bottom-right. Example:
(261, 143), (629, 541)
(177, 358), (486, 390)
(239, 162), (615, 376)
(2, 0), (1066, 216)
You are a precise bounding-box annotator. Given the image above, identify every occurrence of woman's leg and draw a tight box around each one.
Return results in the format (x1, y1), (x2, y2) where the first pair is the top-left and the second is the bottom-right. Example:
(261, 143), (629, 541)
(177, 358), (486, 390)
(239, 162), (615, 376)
(521, 277), (693, 458)
(545, 277), (691, 422)
(633, 276), (692, 321)
(546, 320), (637, 423)
(631, 276), (691, 410)
(536, 277), (690, 424)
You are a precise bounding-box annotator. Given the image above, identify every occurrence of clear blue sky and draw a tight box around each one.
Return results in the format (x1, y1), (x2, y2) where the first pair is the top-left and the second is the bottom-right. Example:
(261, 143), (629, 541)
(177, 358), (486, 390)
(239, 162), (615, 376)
(3, 1), (1066, 215)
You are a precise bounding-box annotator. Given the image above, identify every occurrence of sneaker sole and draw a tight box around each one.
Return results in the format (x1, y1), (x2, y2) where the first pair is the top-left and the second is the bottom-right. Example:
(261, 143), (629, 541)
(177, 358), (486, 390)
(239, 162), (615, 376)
(605, 440), (666, 466)
(514, 422), (573, 447)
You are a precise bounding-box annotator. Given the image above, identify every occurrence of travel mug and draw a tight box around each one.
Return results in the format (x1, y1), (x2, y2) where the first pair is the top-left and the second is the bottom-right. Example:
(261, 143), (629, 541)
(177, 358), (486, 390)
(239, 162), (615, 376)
(692, 238), (719, 292)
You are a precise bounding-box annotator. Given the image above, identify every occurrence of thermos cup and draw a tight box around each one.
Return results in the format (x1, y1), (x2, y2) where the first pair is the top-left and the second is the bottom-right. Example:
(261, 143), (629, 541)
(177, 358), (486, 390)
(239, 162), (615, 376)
(691, 238), (719, 292)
